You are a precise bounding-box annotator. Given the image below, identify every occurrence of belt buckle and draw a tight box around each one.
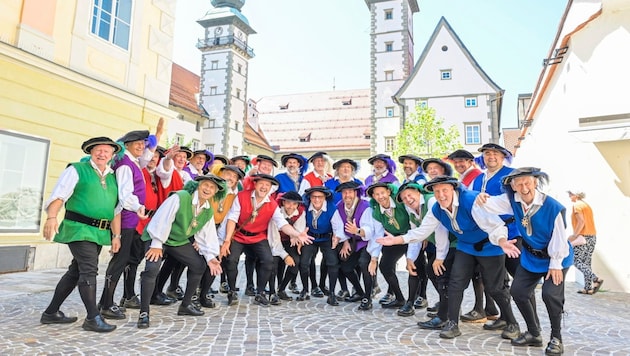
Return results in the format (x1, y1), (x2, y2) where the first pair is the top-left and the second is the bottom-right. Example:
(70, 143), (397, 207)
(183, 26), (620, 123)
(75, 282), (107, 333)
(98, 219), (109, 230)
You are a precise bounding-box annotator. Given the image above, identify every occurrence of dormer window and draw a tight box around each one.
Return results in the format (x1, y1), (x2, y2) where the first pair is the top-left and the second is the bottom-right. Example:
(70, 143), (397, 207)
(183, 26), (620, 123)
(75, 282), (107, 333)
(299, 132), (311, 142)
(279, 103), (289, 110)
(342, 98), (352, 105)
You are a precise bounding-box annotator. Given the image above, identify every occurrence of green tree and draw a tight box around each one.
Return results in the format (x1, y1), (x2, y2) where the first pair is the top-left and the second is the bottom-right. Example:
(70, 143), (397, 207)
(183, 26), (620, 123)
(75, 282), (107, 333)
(393, 106), (462, 159)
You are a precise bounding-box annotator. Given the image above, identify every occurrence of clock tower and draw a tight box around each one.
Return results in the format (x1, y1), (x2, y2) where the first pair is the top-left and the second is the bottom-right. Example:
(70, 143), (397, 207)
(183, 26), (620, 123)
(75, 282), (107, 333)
(365, 0), (419, 155)
(197, 0), (255, 156)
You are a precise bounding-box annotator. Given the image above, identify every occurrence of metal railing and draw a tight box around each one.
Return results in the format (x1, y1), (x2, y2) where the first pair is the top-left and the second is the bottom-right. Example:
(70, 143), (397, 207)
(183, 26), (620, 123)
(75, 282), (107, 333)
(196, 35), (255, 57)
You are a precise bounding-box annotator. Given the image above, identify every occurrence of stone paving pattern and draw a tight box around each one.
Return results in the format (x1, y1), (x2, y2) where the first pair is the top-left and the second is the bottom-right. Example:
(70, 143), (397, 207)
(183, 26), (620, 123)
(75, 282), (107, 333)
(1, 263), (629, 355)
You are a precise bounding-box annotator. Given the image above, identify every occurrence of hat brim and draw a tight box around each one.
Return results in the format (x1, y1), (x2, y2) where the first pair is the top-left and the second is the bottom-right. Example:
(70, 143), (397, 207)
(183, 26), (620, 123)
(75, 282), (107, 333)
(366, 183), (392, 197)
(395, 182), (423, 203)
(219, 165), (245, 179)
(82, 140), (121, 155)
(424, 180), (460, 192)
(332, 159), (358, 171)
(398, 155), (423, 165)
(305, 187), (332, 198)
(252, 175), (280, 186)
(194, 175), (226, 191)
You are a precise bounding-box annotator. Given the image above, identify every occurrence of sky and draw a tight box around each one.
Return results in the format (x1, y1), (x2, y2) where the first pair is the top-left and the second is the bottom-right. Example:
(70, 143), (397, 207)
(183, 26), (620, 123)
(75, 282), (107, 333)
(173, 0), (569, 129)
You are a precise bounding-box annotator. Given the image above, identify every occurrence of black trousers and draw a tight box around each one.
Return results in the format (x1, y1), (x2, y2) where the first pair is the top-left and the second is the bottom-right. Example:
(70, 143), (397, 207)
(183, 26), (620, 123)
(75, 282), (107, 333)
(407, 248), (428, 301)
(140, 241), (207, 313)
(425, 247), (456, 320)
(511, 265), (568, 338)
(379, 244), (407, 301)
(447, 250), (517, 324)
(340, 247), (372, 299)
(300, 239), (340, 294)
(99, 227), (144, 308)
(278, 240), (300, 291)
(226, 239), (273, 293)
(45, 241), (102, 318)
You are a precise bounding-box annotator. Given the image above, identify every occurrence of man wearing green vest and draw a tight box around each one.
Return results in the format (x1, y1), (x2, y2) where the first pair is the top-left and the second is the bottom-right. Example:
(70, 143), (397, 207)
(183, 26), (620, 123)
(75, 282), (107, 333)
(137, 175), (225, 328)
(41, 137), (122, 333)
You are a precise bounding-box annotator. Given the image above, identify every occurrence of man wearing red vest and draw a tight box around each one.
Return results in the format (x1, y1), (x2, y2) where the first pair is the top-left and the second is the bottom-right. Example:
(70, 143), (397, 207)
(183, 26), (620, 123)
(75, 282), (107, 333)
(447, 149), (482, 189)
(220, 174), (312, 306)
(300, 151), (333, 193)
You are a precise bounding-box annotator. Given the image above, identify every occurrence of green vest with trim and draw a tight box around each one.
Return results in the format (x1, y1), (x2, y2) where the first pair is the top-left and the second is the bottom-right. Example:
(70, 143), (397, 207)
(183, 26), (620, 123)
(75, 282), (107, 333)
(370, 200), (410, 235)
(54, 162), (118, 246)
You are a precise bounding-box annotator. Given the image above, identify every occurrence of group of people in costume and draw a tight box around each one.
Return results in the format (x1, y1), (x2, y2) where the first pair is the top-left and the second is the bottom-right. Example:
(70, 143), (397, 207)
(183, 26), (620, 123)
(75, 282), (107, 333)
(41, 122), (578, 355)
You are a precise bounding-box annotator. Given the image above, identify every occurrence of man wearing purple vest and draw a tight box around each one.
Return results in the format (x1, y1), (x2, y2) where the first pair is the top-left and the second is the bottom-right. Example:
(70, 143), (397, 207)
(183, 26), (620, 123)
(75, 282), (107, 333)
(331, 181), (378, 310)
(99, 129), (156, 319)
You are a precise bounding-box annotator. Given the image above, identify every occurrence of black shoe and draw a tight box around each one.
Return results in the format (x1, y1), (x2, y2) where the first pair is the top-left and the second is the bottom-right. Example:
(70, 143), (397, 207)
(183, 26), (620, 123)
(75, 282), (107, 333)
(177, 304), (204, 316)
(545, 337), (563, 355)
(209, 288), (219, 294)
(501, 323), (521, 340)
(269, 294), (281, 306)
(413, 296), (428, 309)
(277, 290), (293, 301)
(40, 310), (78, 324)
(311, 286), (324, 298)
(151, 292), (176, 305)
(245, 285), (257, 296)
(100, 305), (126, 320)
(378, 293), (394, 304)
(397, 301), (415, 317)
(511, 331), (543, 347)
(326, 295), (339, 306)
(426, 311), (438, 318)
(82, 315), (116, 332)
(120, 295), (141, 309)
(427, 301), (440, 313)
(483, 318), (507, 330)
(227, 291), (239, 306)
(460, 309), (487, 323)
(320, 285), (330, 296)
(439, 320), (461, 339)
(219, 282), (229, 294)
(371, 285), (381, 298)
(358, 298), (373, 310)
(254, 293), (270, 306)
(191, 295), (202, 309)
(288, 282), (299, 294)
(166, 286), (184, 300)
(336, 290), (350, 301)
(418, 316), (447, 330)
(346, 293), (363, 303)
(381, 298), (405, 309)
(200, 296), (216, 308)
(137, 312), (150, 329)
(296, 290), (310, 301)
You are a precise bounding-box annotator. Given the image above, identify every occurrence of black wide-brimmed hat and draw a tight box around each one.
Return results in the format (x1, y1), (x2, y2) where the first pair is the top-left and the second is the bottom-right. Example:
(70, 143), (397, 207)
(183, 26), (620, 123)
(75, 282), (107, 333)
(421, 158), (453, 177)
(193, 150), (213, 163)
(177, 146), (194, 160)
(194, 174), (226, 191)
(423, 176), (460, 192)
(279, 191), (304, 204)
(332, 158), (358, 171)
(118, 130), (150, 144)
(335, 181), (362, 193)
(281, 153), (307, 167)
(447, 149), (475, 160)
(501, 167), (548, 186)
(230, 155), (251, 165)
(252, 154), (278, 167)
(478, 143), (512, 158)
(308, 151), (328, 162)
(398, 154), (423, 165)
(219, 165), (245, 179)
(251, 173), (279, 186)
(368, 153), (391, 165)
(304, 186), (332, 199)
(155, 146), (166, 158)
(213, 154), (230, 165)
(395, 182), (424, 203)
(81, 137), (121, 154)
(366, 182), (393, 197)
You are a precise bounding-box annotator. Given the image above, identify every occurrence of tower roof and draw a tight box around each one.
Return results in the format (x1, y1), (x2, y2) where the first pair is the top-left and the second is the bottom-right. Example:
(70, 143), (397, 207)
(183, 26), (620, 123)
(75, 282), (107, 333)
(211, 0), (245, 11)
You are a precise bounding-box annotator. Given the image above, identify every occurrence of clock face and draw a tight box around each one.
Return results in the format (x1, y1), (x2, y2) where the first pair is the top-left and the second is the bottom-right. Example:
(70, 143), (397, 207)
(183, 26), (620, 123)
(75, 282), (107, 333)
(237, 31), (243, 39)
(214, 27), (223, 35)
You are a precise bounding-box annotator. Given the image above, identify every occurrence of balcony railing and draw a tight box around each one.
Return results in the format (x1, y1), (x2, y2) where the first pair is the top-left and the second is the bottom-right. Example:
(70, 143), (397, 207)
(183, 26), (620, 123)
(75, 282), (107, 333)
(197, 35), (255, 58)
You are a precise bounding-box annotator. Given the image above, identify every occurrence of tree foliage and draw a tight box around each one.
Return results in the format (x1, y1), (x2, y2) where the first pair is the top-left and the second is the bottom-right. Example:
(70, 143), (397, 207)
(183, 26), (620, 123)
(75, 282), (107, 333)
(393, 106), (462, 159)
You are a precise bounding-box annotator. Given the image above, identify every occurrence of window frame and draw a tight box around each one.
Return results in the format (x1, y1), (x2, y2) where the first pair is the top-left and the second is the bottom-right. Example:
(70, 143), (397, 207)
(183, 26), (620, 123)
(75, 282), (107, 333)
(385, 107), (394, 117)
(384, 136), (396, 152)
(385, 42), (393, 52)
(90, 0), (133, 50)
(385, 70), (394, 81)
(464, 123), (482, 145)
(465, 97), (478, 108)
(384, 9), (393, 20)
(440, 69), (452, 80)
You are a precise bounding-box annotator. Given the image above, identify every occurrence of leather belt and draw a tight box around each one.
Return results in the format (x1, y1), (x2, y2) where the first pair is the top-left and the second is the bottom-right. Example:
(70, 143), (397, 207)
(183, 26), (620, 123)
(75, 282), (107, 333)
(522, 240), (550, 259)
(65, 211), (111, 230)
(146, 209), (156, 218)
(473, 237), (489, 251)
(308, 232), (333, 239)
(502, 216), (515, 226)
(239, 229), (259, 237)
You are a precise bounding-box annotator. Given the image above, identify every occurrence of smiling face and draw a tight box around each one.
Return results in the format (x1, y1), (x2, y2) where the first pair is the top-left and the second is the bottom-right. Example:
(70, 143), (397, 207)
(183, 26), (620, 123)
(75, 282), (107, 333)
(511, 176), (537, 205)
(399, 188), (421, 211)
(308, 192), (326, 210)
(125, 140), (145, 158)
(282, 200), (299, 216)
(254, 179), (272, 198)
(403, 159), (420, 177)
(312, 157), (326, 173)
(233, 159), (247, 171)
(220, 169), (239, 190)
(147, 151), (160, 170)
(482, 149), (505, 173)
(197, 180), (219, 204)
(173, 151), (188, 170)
(432, 183), (456, 210)
(257, 160), (274, 175)
(336, 162), (355, 181)
(284, 158), (301, 175)
(341, 188), (358, 208)
(89, 144), (115, 170)
(425, 162), (445, 179)
(190, 153), (207, 172)
(452, 158), (472, 175)
(371, 186), (391, 208)
(372, 159), (387, 174)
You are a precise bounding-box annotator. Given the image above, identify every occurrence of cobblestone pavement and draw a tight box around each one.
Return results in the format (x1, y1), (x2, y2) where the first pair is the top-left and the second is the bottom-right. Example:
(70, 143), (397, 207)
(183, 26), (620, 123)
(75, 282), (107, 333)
(1, 263), (629, 356)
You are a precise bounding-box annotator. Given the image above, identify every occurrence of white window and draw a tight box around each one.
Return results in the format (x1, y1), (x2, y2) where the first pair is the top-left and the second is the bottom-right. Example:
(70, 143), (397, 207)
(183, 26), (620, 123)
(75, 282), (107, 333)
(0, 130), (50, 232)
(91, 0), (132, 50)
(232, 146), (239, 157)
(384, 9), (393, 20)
(465, 124), (481, 145)
(385, 107), (394, 117)
(211, 60), (218, 70)
(207, 118), (216, 128)
(385, 70), (394, 81)
(465, 97), (477, 107)
(385, 137), (395, 152)
(191, 140), (200, 151)
(385, 42), (393, 52)
(206, 144), (215, 152)
(175, 134), (184, 145)
(441, 70), (452, 80)
(210, 86), (217, 95)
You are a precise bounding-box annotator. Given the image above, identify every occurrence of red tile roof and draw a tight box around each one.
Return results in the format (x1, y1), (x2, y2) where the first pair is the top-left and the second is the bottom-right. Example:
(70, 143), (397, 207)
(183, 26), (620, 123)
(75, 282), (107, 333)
(170, 63), (203, 115)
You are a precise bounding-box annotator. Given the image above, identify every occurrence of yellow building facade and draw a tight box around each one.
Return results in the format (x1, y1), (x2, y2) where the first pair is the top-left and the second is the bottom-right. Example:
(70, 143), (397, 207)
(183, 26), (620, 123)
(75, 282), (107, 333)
(0, 0), (178, 272)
